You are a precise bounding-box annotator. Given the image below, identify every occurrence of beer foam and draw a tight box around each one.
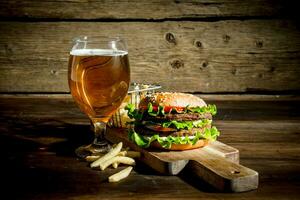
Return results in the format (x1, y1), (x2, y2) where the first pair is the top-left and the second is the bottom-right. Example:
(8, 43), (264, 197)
(70, 49), (128, 56)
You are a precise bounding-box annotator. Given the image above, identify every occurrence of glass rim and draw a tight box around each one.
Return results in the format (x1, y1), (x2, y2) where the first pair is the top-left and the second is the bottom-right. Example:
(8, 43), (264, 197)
(73, 36), (124, 43)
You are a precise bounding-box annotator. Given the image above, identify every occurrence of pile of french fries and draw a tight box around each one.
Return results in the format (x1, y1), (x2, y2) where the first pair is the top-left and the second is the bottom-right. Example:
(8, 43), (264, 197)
(86, 142), (140, 182)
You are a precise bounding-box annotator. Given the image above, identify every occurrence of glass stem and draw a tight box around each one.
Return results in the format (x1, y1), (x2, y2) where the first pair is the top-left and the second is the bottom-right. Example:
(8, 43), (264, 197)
(75, 121), (111, 157)
(92, 121), (108, 146)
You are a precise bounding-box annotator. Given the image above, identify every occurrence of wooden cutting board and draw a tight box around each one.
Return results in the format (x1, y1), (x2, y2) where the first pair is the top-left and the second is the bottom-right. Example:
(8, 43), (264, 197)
(106, 128), (258, 192)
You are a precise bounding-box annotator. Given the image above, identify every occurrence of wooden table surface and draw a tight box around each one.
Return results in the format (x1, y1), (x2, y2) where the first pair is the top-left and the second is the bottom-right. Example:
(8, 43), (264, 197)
(1, 95), (300, 199)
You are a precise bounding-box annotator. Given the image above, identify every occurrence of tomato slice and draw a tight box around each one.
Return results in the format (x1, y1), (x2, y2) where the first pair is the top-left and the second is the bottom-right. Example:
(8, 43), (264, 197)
(140, 105), (185, 113)
(145, 124), (176, 132)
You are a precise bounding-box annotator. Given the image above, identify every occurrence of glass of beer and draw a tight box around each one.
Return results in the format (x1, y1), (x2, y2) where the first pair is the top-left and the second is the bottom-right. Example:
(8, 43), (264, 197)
(68, 36), (130, 157)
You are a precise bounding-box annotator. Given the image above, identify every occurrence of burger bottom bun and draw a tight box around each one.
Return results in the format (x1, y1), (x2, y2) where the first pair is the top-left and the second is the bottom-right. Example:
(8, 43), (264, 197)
(150, 139), (209, 151)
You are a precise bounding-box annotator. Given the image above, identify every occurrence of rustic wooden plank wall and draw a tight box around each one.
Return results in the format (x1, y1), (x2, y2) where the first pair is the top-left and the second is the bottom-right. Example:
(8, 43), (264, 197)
(0, 0), (299, 93)
(1, 2), (300, 193)
(0, 0), (292, 20)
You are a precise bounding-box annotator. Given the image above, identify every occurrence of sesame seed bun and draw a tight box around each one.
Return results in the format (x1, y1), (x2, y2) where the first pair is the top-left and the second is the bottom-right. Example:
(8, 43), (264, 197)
(139, 92), (207, 109)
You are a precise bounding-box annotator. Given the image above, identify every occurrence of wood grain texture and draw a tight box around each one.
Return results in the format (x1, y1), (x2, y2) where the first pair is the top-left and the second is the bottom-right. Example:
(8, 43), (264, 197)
(187, 151), (258, 192)
(0, 20), (300, 93)
(0, 95), (299, 198)
(1, 94), (299, 121)
(204, 140), (239, 163)
(0, 0), (290, 20)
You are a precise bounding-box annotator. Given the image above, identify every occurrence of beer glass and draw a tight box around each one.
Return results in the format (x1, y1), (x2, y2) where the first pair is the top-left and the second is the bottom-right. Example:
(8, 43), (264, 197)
(68, 36), (130, 157)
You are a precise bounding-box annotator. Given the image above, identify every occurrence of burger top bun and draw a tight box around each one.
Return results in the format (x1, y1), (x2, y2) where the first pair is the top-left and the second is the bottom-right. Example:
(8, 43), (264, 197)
(139, 92), (207, 109)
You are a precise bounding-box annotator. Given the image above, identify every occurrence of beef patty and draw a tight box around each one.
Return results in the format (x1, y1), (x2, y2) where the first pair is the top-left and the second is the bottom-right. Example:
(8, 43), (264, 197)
(142, 112), (212, 122)
(134, 123), (212, 137)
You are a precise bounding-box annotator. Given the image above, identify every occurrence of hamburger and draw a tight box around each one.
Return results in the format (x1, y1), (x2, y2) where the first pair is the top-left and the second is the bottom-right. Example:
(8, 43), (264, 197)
(125, 92), (220, 150)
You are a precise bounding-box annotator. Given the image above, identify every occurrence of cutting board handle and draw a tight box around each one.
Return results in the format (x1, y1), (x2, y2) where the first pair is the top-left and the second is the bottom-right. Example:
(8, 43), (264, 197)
(187, 151), (259, 192)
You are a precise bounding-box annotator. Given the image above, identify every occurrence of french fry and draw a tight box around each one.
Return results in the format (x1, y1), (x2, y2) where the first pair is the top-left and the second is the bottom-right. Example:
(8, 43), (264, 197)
(90, 142), (123, 168)
(108, 166), (133, 182)
(126, 151), (141, 158)
(112, 162), (119, 169)
(117, 151), (127, 157)
(100, 156), (135, 171)
(116, 150), (141, 158)
(85, 155), (101, 162)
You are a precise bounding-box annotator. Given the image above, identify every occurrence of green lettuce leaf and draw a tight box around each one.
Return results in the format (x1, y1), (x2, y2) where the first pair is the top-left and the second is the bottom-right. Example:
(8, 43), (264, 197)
(147, 103), (165, 117)
(125, 103), (217, 121)
(128, 129), (148, 147)
(125, 104), (143, 121)
(162, 119), (211, 130)
(186, 104), (217, 116)
(128, 126), (220, 149)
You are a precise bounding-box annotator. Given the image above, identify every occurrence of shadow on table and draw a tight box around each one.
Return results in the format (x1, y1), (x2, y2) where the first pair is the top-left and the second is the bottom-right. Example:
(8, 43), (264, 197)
(0, 117), (93, 156)
(178, 169), (219, 193)
(0, 117), (221, 195)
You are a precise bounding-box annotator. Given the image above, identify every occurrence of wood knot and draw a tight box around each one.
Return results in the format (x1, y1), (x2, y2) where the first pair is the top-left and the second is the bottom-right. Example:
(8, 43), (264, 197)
(231, 67), (237, 75)
(194, 40), (202, 48)
(51, 70), (58, 75)
(4, 44), (13, 56)
(165, 32), (176, 45)
(258, 73), (264, 78)
(202, 61), (208, 68)
(256, 40), (263, 48)
(269, 66), (275, 72)
(170, 59), (184, 69)
(223, 34), (231, 43)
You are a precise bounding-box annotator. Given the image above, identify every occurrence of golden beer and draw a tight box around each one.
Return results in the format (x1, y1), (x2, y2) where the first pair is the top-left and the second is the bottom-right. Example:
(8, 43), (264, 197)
(68, 49), (130, 123)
